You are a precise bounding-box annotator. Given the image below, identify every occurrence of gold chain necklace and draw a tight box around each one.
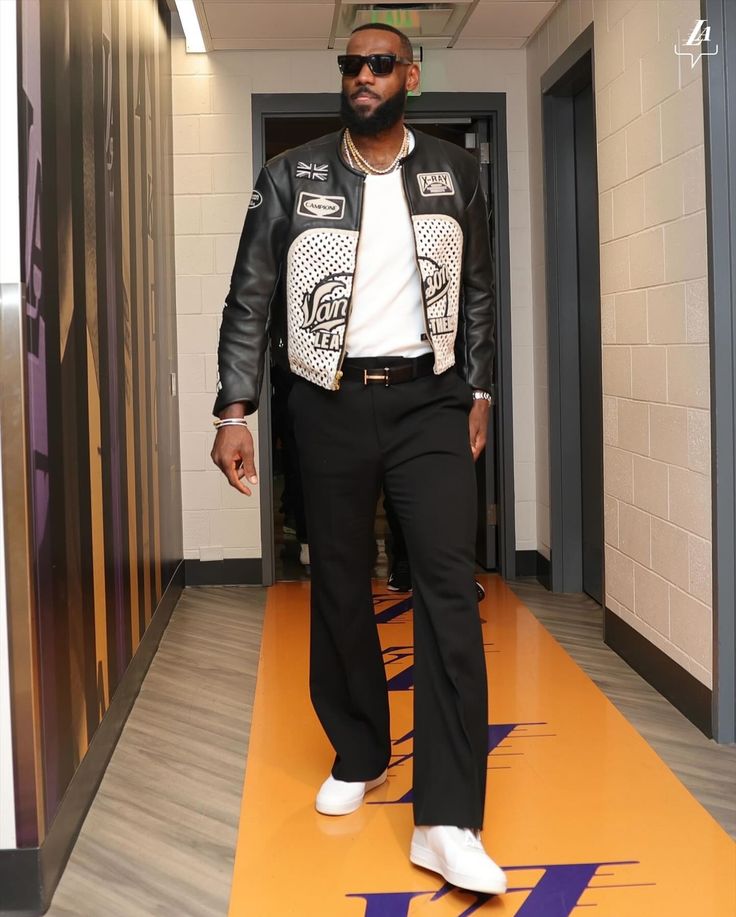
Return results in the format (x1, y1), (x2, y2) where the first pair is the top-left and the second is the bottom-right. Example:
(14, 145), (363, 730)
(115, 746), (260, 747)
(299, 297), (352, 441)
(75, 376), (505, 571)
(344, 126), (409, 175)
(345, 128), (408, 174)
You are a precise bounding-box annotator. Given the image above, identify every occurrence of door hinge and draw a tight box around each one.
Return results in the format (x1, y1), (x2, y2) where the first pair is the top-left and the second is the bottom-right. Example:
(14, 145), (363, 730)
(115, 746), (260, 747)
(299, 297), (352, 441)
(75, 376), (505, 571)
(479, 142), (490, 164)
(487, 504), (497, 525)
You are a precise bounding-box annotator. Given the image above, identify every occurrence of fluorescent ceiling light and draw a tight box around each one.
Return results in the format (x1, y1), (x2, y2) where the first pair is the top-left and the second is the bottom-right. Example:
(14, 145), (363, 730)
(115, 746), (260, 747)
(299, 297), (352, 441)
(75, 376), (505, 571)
(175, 0), (206, 53)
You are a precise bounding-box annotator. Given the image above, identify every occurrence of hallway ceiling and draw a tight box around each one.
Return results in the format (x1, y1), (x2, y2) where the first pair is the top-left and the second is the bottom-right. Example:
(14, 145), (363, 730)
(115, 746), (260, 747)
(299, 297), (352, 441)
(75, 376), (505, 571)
(177, 0), (558, 51)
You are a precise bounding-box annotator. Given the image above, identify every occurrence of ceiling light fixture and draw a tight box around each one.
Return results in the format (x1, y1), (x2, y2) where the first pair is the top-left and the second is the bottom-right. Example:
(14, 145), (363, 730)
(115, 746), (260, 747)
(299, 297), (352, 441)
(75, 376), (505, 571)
(175, 0), (206, 53)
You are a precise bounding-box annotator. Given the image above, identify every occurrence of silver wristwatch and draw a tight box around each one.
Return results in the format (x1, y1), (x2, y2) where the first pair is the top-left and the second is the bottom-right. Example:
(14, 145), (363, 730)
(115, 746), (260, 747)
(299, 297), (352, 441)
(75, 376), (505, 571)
(472, 389), (493, 404)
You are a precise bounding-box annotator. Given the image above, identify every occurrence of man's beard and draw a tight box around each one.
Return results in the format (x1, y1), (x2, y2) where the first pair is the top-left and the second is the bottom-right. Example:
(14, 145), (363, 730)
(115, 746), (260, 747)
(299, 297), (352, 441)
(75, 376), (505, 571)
(340, 86), (406, 136)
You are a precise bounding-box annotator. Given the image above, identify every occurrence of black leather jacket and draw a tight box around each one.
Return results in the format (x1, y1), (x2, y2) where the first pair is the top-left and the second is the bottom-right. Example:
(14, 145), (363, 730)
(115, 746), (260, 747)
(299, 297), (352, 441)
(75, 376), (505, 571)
(213, 126), (496, 416)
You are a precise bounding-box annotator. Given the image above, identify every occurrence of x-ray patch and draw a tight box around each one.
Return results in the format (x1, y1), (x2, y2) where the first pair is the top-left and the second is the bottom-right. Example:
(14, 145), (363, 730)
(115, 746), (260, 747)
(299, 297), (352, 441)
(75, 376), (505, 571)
(417, 172), (455, 196)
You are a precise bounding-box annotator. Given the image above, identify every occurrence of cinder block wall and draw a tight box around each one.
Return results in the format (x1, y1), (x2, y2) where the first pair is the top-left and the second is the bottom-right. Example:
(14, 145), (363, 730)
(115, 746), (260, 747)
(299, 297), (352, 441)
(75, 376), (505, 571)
(526, 0), (712, 686)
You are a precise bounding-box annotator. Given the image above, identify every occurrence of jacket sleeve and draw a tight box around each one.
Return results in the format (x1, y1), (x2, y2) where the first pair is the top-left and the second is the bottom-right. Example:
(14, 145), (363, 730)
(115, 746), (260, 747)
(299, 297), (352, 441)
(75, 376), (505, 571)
(461, 176), (496, 394)
(212, 164), (290, 416)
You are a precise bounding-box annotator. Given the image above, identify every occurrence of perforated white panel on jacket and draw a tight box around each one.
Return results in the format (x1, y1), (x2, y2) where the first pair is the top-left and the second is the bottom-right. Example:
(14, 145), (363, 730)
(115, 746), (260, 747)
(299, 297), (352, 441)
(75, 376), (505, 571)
(412, 214), (464, 375)
(286, 228), (359, 388)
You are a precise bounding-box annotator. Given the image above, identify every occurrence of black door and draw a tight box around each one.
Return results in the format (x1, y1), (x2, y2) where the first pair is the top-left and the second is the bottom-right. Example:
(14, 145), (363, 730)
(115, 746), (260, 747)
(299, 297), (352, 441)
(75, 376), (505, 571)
(574, 83), (603, 604)
(543, 47), (603, 599)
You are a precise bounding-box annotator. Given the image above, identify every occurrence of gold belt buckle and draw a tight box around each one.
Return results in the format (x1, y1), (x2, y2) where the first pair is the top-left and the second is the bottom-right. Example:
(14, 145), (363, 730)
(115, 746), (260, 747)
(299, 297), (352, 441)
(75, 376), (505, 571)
(363, 367), (391, 386)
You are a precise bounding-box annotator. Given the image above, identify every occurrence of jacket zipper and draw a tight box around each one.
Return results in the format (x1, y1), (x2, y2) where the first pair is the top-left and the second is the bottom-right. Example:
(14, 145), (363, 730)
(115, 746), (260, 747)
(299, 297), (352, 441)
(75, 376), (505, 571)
(400, 166), (436, 363)
(333, 172), (366, 389)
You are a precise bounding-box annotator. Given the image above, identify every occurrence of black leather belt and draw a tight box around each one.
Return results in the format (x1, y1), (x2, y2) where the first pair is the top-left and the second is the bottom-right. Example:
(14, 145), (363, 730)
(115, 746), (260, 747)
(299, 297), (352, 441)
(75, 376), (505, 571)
(340, 352), (435, 385)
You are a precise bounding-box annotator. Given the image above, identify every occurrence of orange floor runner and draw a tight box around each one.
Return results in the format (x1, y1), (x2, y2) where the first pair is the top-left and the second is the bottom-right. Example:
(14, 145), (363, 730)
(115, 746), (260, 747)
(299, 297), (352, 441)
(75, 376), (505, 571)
(228, 575), (736, 916)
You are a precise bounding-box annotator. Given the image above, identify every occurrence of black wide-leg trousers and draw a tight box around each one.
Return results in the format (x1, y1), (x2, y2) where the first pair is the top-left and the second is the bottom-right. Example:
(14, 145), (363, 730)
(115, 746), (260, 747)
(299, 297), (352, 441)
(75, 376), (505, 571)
(288, 357), (488, 828)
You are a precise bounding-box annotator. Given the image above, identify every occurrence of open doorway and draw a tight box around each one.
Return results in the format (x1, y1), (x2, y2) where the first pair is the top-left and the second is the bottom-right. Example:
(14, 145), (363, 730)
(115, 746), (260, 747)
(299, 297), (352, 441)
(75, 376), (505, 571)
(251, 94), (515, 586)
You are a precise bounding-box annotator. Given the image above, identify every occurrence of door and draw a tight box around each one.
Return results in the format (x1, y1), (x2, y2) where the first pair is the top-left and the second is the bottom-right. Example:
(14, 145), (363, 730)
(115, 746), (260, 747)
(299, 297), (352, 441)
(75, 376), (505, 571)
(543, 46), (604, 599)
(574, 83), (603, 604)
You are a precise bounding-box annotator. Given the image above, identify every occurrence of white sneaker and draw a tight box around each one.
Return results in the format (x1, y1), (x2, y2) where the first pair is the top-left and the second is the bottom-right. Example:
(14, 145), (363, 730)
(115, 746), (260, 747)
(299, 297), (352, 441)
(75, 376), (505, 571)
(410, 825), (507, 895)
(315, 769), (388, 816)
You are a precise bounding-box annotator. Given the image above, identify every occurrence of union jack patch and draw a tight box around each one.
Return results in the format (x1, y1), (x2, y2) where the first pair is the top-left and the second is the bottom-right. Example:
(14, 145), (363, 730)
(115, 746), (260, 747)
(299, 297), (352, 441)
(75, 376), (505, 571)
(296, 161), (329, 181)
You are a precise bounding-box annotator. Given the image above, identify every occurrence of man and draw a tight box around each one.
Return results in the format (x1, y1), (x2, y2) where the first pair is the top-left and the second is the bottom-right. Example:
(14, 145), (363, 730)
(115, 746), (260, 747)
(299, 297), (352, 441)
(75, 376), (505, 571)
(210, 23), (506, 896)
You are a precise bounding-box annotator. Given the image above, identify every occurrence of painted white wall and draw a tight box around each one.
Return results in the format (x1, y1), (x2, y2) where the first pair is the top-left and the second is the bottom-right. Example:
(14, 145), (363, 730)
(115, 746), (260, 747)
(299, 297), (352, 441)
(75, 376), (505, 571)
(0, 0), (19, 849)
(171, 17), (538, 563)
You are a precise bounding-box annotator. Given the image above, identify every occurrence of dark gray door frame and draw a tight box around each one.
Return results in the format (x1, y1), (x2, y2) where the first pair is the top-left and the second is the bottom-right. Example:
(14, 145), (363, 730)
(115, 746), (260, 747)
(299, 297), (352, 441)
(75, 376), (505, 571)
(250, 92), (515, 586)
(702, 0), (736, 744)
(541, 24), (601, 594)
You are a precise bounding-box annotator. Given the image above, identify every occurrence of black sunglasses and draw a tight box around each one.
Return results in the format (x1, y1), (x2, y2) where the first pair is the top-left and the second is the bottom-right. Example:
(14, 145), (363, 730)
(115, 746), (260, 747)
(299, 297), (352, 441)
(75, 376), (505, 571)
(337, 53), (413, 77)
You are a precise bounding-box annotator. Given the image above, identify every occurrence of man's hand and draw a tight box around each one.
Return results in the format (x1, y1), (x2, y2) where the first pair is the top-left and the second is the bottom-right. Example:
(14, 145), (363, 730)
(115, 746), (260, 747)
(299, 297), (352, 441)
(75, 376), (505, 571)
(210, 402), (258, 496)
(469, 399), (490, 461)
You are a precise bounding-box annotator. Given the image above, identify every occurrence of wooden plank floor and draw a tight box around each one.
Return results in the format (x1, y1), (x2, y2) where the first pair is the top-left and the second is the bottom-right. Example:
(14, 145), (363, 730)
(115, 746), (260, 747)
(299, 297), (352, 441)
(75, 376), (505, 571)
(47, 585), (267, 917)
(47, 575), (735, 915)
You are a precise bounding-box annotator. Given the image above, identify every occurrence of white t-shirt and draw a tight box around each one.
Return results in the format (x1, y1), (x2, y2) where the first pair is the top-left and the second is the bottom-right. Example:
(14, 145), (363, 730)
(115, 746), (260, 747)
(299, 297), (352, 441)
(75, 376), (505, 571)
(343, 133), (432, 359)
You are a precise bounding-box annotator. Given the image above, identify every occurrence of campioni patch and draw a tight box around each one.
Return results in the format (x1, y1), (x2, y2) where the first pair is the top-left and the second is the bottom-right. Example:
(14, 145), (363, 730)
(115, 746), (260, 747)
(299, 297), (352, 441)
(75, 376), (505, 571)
(417, 172), (455, 196)
(297, 192), (346, 220)
(249, 190), (263, 209)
